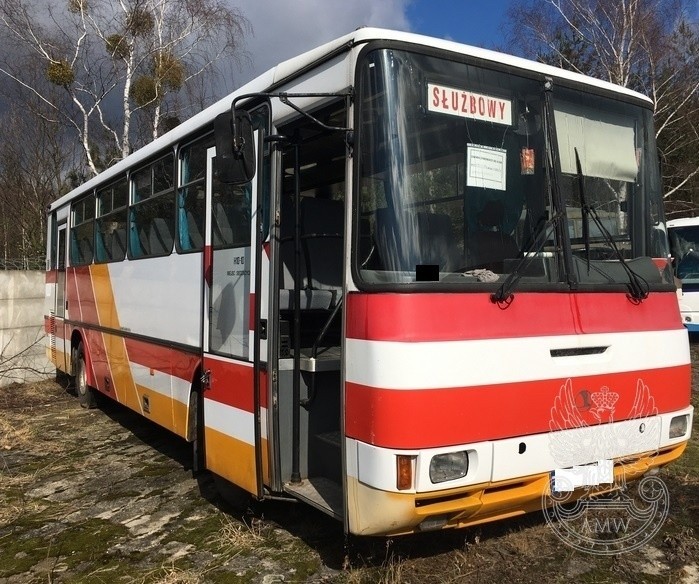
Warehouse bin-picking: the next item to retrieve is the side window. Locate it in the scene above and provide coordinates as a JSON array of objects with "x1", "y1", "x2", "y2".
[
  {"x1": 70, "y1": 194, "x2": 95, "y2": 266},
  {"x1": 177, "y1": 137, "x2": 212, "y2": 252},
  {"x1": 129, "y1": 153, "x2": 175, "y2": 258},
  {"x1": 95, "y1": 178, "x2": 128, "y2": 263},
  {"x1": 211, "y1": 174, "x2": 251, "y2": 249}
]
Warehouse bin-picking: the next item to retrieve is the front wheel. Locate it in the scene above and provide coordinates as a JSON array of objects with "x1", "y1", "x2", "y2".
[{"x1": 75, "y1": 343, "x2": 96, "y2": 409}]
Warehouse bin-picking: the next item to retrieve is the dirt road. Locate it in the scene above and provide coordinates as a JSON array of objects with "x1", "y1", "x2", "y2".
[{"x1": 1, "y1": 347, "x2": 697, "y2": 583}]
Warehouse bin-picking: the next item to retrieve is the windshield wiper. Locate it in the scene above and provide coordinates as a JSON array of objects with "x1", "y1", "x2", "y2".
[
  {"x1": 575, "y1": 148, "x2": 591, "y2": 270},
  {"x1": 492, "y1": 212, "x2": 563, "y2": 304},
  {"x1": 573, "y1": 148, "x2": 649, "y2": 302}
]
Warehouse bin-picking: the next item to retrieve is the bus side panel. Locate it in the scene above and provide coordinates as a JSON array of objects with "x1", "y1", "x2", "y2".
[
  {"x1": 109, "y1": 254, "x2": 202, "y2": 348},
  {"x1": 201, "y1": 355, "x2": 259, "y2": 495},
  {"x1": 43, "y1": 273, "x2": 69, "y2": 375},
  {"x1": 65, "y1": 261, "x2": 200, "y2": 439}
]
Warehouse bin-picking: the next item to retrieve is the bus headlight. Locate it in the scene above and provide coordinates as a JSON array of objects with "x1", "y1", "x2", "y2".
[
  {"x1": 429, "y1": 451, "x2": 469, "y2": 483},
  {"x1": 669, "y1": 414, "x2": 689, "y2": 439}
]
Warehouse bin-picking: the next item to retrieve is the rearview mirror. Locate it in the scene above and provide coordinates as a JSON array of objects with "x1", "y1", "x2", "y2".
[{"x1": 214, "y1": 111, "x2": 256, "y2": 184}]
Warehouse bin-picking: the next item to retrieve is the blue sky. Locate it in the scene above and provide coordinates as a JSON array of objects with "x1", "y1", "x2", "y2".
[
  {"x1": 235, "y1": 0, "x2": 513, "y2": 85},
  {"x1": 406, "y1": 0, "x2": 511, "y2": 49}
]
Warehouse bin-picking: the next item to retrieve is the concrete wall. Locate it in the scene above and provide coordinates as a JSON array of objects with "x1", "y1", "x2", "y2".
[{"x1": 0, "y1": 270, "x2": 52, "y2": 387}]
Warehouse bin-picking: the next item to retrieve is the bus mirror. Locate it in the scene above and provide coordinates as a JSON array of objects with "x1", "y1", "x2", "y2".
[{"x1": 214, "y1": 111, "x2": 256, "y2": 184}]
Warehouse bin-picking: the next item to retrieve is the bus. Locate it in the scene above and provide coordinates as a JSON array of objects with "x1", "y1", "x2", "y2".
[
  {"x1": 668, "y1": 217, "x2": 699, "y2": 332},
  {"x1": 44, "y1": 27, "x2": 693, "y2": 536}
]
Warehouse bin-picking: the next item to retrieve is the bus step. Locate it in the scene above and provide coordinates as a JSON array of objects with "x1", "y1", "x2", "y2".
[
  {"x1": 284, "y1": 477, "x2": 343, "y2": 520},
  {"x1": 315, "y1": 430, "x2": 342, "y2": 448}
]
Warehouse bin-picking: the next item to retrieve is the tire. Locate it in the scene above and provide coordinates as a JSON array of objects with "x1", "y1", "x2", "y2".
[{"x1": 75, "y1": 343, "x2": 96, "y2": 409}]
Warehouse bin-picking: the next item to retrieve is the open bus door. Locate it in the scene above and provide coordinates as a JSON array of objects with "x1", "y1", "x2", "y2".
[
  {"x1": 201, "y1": 106, "x2": 270, "y2": 498},
  {"x1": 53, "y1": 221, "x2": 69, "y2": 373}
]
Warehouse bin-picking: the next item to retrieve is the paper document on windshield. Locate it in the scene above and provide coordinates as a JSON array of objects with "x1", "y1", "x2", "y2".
[{"x1": 467, "y1": 144, "x2": 507, "y2": 191}]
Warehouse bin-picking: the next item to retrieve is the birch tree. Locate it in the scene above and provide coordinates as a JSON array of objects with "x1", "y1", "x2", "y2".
[
  {"x1": 0, "y1": 104, "x2": 78, "y2": 265},
  {"x1": 507, "y1": 0, "x2": 699, "y2": 212},
  {"x1": 0, "y1": 0, "x2": 250, "y2": 177}
]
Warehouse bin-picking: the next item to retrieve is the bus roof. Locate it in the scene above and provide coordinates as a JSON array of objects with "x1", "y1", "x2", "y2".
[
  {"x1": 667, "y1": 217, "x2": 699, "y2": 228},
  {"x1": 50, "y1": 27, "x2": 653, "y2": 212}
]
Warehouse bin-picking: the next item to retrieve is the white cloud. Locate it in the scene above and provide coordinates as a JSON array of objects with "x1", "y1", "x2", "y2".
[{"x1": 231, "y1": 0, "x2": 413, "y2": 87}]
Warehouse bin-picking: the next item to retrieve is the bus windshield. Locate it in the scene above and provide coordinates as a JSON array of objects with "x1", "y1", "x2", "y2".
[
  {"x1": 355, "y1": 48, "x2": 667, "y2": 289},
  {"x1": 670, "y1": 224, "x2": 699, "y2": 284}
]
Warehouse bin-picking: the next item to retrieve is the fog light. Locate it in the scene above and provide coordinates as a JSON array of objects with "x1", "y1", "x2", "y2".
[
  {"x1": 429, "y1": 451, "x2": 469, "y2": 484},
  {"x1": 669, "y1": 414, "x2": 689, "y2": 439}
]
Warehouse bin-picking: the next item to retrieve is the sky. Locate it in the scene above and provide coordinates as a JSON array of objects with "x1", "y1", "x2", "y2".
[{"x1": 233, "y1": 0, "x2": 513, "y2": 87}]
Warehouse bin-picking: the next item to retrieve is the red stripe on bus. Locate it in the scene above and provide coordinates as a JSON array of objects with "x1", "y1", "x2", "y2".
[
  {"x1": 574, "y1": 292, "x2": 683, "y2": 333},
  {"x1": 65, "y1": 268, "x2": 80, "y2": 322},
  {"x1": 259, "y1": 369, "x2": 268, "y2": 410},
  {"x1": 82, "y1": 327, "x2": 108, "y2": 389},
  {"x1": 45, "y1": 270, "x2": 57, "y2": 284},
  {"x1": 205, "y1": 357, "x2": 255, "y2": 413},
  {"x1": 123, "y1": 337, "x2": 199, "y2": 383},
  {"x1": 345, "y1": 365, "x2": 691, "y2": 449},
  {"x1": 204, "y1": 245, "x2": 213, "y2": 287},
  {"x1": 67, "y1": 267, "x2": 99, "y2": 325},
  {"x1": 346, "y1": 292, "x2": 682, "y2": 342}
]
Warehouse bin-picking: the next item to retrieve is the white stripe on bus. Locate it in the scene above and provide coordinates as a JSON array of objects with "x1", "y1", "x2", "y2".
[
  {"x1": 346, "y1": 406, "x2": 693, "y2": 493},
  {"x1": 345, "y1": 329, "x2": 689, "y2": 390}
]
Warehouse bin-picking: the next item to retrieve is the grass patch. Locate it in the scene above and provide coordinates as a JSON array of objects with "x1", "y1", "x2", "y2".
[
  {"x1": 0, "y1": 533, "x2": 49, "y2": 576},
  {"x1": 132, "y1": 464, "x2": 173, "y2": 479},
  {"x1": 163, "y1": 513, "x2": 227, "y2": 547},
  {"x1": 47, "y1": 518, "x2": 129, "y2": 570}
]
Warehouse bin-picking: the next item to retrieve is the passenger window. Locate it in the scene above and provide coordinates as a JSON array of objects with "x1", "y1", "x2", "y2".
[
  {"x1": 95, "y1": 178, "x2": 128, "y2": 263},
  {"x1": 70, "y1": 194, "x2": 95, "y2": 266},
  {"x1": 177, "y1": 137, "x2": 212, "y2": 252},
  {"x1": 129, "y1": 153, "x2": 175, "y2": 258},
  {"x1": 212, "y1": 166, "x2": 251, "y2": 249}
]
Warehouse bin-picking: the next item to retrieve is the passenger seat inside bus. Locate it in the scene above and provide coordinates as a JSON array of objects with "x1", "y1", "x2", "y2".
[{"x1": 279, "y1": 195, "x2": 344, "y2": 311}]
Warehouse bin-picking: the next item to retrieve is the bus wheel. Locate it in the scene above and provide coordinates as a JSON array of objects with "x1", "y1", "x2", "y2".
[{"x1": 75, "y1": 343, "x2": 96, "y2": 409}]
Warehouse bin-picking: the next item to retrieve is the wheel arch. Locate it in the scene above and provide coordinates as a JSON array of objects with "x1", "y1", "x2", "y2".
[
  {"x1": 69, "y1": 329, "x2": 91, "y2": 383},
  {"x1": 185, "y1": 363, "x2": 204, "y2": 442}
]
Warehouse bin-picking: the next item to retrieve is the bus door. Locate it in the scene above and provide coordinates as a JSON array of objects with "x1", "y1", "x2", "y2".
[
  {"x1": 272, "y1": 102, "x2": 347, "y2": 520},
  {"x1": 202, "y1": 107, "x2": 269, "y2": 497},
  {"x1": 53, "y1": 221, "x2": 69, "y2": 373}
]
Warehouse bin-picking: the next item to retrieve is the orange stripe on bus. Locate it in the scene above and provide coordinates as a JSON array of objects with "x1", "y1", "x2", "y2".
[
  {"x1": 133, "y1": 384, "x2": 189, "y2": 439},
  {"x1": 204, "y1": 426, "x2": 258, "y2": 495}
]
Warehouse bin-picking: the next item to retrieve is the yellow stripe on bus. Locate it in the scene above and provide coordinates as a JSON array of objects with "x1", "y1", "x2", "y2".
[
  {"x1": 132, "y1": 384, "x2": 189, "y2": 438},
  {"x1": 90, "y1": 265, "x2": 139, "y2": 411},
  {"x1": 90, "y1": 264, "x2": 193, "y2": 440},
  {"x1": 205, "y1": 426, "x2": 258, "y2": 495}
]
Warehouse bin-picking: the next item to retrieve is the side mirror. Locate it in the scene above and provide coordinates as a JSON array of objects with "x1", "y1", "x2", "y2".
[{"x1": 214, "y1": 110, "x2": 256, "y2": 184}]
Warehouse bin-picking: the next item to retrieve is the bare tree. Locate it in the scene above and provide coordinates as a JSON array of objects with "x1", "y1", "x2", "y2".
[
  {"x1": 0, "y1": 103, "x2": 79, "y2": 264},
  {"x1": 507, "y1": 0, "x2": 699, "y2": 212},
  {"x1": 0, "y1": 333, "x2": 51, "y2": 387},
  {"x1": 0, "y1": 0, "x2": 250, "y2": 176}
]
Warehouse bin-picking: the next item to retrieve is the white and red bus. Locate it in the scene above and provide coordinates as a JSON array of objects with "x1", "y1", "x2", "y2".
[
  {"x1": 668, "y1": 217, "x2": 699, "y2": 332},
  {"x1": 45, "y1": 28, "x2": 693, "y2": 536}
]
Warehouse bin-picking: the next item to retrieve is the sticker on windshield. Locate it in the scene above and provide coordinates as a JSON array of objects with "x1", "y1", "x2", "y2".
[
  {"x1": 467, "y1": 144, "x2": 507, "y2": 191},
  {"x1": 428, "y1": 83, "x2": 512, "y2": 125}
]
